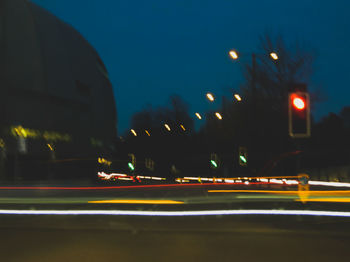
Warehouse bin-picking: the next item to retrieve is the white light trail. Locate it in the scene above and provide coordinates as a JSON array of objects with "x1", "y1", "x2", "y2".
[
  {"x1": 118, "y1": 177, "x2": 133, "y2": 181},
  {"x1": 110, "y1": 173, "x2": 128, "y2": 177},
  {"x1": 0, "y1": 209, "x2": 350, "y2": 217},
  {"x1": 309, "y1": 181, "x2": 350, "y2": 188},
  {"x1": 270, "y1": 179, "x2": 284, "y2": 184},
  {"x1": 285, "y1": 180, "x2": 299, "y2": 185},
  {"x1": 98, "y1": 172, "x2": 166, "y2": 181},
  {"x1": 151, "y1": 177, "x2": 163, "y2": 181}
]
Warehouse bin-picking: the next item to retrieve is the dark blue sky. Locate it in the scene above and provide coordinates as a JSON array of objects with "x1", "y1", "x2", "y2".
[{"x1": 33, "y1": 0, "x2": 350, "y2": 133}]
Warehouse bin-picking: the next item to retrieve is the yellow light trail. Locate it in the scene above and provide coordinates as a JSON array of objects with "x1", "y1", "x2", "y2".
[
  {"x1": 208, "y1": 189, "x2": 350, "y2": 203},
  {"x1": 294, "y1": 198, "x2": 350, "y2": 203},
  {"x1": 88, "y1": 199, "x2": 184, "y2": 204}
]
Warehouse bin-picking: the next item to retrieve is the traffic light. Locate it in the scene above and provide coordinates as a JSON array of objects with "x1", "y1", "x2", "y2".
[
  {"x1": 210, "y1": 153, "x2": 219, "y2": 169},
  {"x1": 288, "y1": 92, "x2": 310, "y2": 138},
  {"x1": 128, "y1": 153, "x2": 136, "y2": 171},
  {"x1": 238, "y1": 146, "x2": 248, "y2": 166},
  {"x1": 145, "y1": 158, "x2": 155, "y2": 171}
]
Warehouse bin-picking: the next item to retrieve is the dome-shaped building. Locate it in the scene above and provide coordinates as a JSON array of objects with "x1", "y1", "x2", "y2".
[{"x1": 0, "y1": 0, "x2": 117, "y2": 180}]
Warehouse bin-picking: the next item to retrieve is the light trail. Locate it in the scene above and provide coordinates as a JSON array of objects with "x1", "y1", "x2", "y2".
[
  {"x1": 208, "y1": 189, "x2": 350, "y2": 196},
  {"x1": 88, "y1": 199, "x2": 184, "y2": 204},
  {"x1": 2, "y1": 180, "x2": 349, "y2": 191},
  {"x1": 0, "y1": 209, "x2": 350, "y2": 217},
  {"x1": 0, "y1": 182, "x2": 288, "y2": 191},
  {"x1": 309, "y1": 181, "x2": 350, "y2": 188},
  {"x1": 294, "y1": 198, "x2": 350, "y2": 203}
]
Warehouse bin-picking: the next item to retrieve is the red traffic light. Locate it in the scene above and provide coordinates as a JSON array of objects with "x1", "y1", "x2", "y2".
[
  {"x1": 292, "y1": 96, "x2": 305, "y2": 110},
  {"x1": 288, "y1": 92, "x2": 310, "y2": 138}
]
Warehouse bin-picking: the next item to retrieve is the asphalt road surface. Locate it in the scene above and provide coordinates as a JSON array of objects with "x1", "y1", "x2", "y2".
[
  {"x1": 0, "y1": 182, "x2": 350, "y2": 261},
  {"x1": 1, "y1": 214, "x2": 350, "y2": 262}
]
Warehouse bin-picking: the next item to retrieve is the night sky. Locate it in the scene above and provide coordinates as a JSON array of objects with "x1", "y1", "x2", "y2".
[{"x1": 33, "y1": 0, "x2": 350, "y2": 134}]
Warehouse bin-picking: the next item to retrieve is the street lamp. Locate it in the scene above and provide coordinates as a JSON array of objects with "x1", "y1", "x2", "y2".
[
  {"x1": 145, "y1": 130, "x2": 151, "y2": 136},
  {"x1": 228, "y1": 50, "x2": 279, "y2": 102},
  {"x1": 164, "y1": 124, "x2": 171, "y2": 131},
  {"x1": 228, "y1": 49, "x2": 279, "y2": 169},
  {"x1": 195, "y1": 112, "x2": 202, "y2": 120},
  {"x1": 234, "y1": 94, "x2": 242, "y2": 102},
  {"x1": 130, "y1": 129, "x2": 137, "y2": 136},
  {"x1": 270, "y1": 52, "x2": 278, "y2": 60},
  {"x1": 229, "y1": 50, "x2": 238, "y2": 60},
  {"x1": 206, "y1": 92, "x2": 215, "y2": 102},
  {"x1": 215, "y1": 112, "x2": 223, "y2": 120}
]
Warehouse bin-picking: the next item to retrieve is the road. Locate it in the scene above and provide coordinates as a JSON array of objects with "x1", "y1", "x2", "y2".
[
  {"x1": 0, "y1": 182, "x2": 350, "y2": 261},
  {"x1": 0, "y1": 182, "x2": 349, "y2": 206}
]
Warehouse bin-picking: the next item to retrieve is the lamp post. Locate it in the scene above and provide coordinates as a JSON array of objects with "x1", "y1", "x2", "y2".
[{"x1": 228, "y1": 50, "x2": 279, "y2": 170}]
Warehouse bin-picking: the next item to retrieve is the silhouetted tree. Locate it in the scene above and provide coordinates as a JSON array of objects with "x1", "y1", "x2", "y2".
[
  {"x1": 124, "y1": 95, "x2": 195, "y2": 178},
  {"x1": 340, "y1": 106, "x2": 350, "y2": 128},
  {"x1": 203, "y1": 34, "x2": 317, "y2": 171}
]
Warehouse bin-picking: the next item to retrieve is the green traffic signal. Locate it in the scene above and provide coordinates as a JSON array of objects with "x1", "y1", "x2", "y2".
[
  {"x1": 210, "y1": 160, "x2": 218, "y2": 168},
  {"x1": 238, "y1": 146, "x2": 248, "y2": 166},
  {"x1": 239, "y1": 155, "x2": 247, "y2": 163},
  {"x1": 128, "y1": 162, "x2": 135, "y2": 171}
]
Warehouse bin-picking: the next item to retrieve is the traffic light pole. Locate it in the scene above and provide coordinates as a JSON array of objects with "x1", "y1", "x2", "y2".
[
  {"x1": 250, "y1": 53, "x2": 257, "y2": 171},
  {"x1": 295, "y1": 140, "x2": 301, "y2": 174}
]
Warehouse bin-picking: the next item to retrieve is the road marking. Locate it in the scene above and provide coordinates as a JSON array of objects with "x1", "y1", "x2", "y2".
[
  {"x1": 88, "y1": 199, "x2": 184, "y2": 204},
  {"x1": 0, "y1": 209, "x2": 350, "y2": 217}
]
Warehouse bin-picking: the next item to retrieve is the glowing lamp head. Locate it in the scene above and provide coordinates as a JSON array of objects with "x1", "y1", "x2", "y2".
[
  {"x1": 229, "y1": 50, "x2": 238, "y2": 60},
  {"x1": 292, "y1": 97, "x2": 305, "y2": 110},
  {"x1": 270, "y1": 52, "x2": 279, "y2": 60}
]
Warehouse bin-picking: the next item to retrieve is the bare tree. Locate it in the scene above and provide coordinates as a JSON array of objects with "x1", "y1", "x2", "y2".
[{"x1": 242, "y1": 34, "x2": 314, "y2": 100}]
